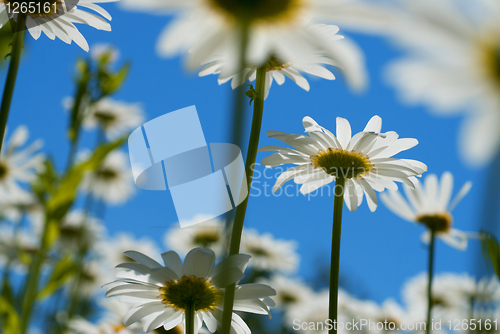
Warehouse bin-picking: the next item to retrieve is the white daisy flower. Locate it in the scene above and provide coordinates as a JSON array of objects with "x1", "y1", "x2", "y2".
[
  {"x1": 384, "y1": 0, "x2": 500, "y2": 166},
  {"x1": 258, "y1": 275, "x2": 314, "y2": 310},
  {"x1": 344, "y1": 298, "x2": 407, "y2": 334},
  {"x1": 67, "y1": 298, "x2": 143, "y2": 334},
  {"x1": 164, "y1": 216, "x2": 226, "y2": 257},
  {"x1": 403, "y1": 272, "x2": 472, "y2": 323},
  {"x1": 0, "y1": 125, "x2": 44, "y2": 199},
  {"x1": 119, "y1": 0, "x2": 389, "y2": 75},
  {"x1": 30, "y1": 210, "x2": 105, "y2": 250},
  {"x1": 0, "y1": 225, "x2": 39, "y2": 273},
  {"x1": 83, "y1": 98, "x2": 145, "y2": 140},
  {"x1": 97, "y1": 232, "x2": 162, "y2": 269},
  {"x1": 381, "y1": 172, "x2": 472, "y2": 250},
  {"x1": 104, "y1": 247, "x2": 276, "y2": 334},
  {"x1": 240, "y1": 229, "x2": 299, "y2": 274},
  {"x1": 198, "y1": 24, "x2": 369, "y2": 98},
  {"x1": 0, "y1": 0, "x2": 117, "y2": 52},
  {"x1": 80, "y1": 150, "x2": 135, "y2": 205},
  {"x1": 259, "y1": 115, "x2": 427, "y2": 212}
]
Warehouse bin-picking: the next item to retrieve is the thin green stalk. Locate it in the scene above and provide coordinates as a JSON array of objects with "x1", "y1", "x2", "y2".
[
  {"x1": 185, "y1": 302, "x2": 195, "y2": 334},
  {"x1": 426, "y1": 230, "x2": 436, "y2": 334},
  {"x1": 0, "y1": 15, "x2": 26, "y2": 154},
  {"x1": 229, "y1": 22, "x2": 250, "y2": 148},
  {"x1": 20, "y1": 213, "x2": 50, "y2": 334},
  {"x1": 220, "y1": 65, "x2": 267, "y2": 334},
  {"x1": 328, "y1": 177, "x2": 346, "y2": 334}
]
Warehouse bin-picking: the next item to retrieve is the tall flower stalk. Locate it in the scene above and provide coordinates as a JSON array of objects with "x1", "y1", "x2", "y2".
[
  {"x1": 258, "y1": 116, "x2": 426, "y2": 334},
  {"x1": 220, "y1": 65, "x2": 268, "y2": 334},
  {"x1": 329, "y1": 176, "x2": 345, "y2": 333},
  {"x1": 426, "y1": 230, "x2": 435, "y2": 334},
  {"x1": 0, "y1": 15, "x2": 26, "y2": 154}
]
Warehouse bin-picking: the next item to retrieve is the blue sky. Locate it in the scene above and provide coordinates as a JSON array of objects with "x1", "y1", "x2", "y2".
[{"x1": 4, "y1": 3, "x2": 496, "y2": 305}]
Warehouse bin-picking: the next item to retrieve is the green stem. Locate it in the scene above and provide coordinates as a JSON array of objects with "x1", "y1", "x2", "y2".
[
  {"x1": 426, "y1": 230, "x2": 436, "y2": 334},
  {"x1": 229, "y1": 22, "x2": 250, "y2": 148},
  {"x1": 185, "y1": 302, "x2": 195, "y2": 334},
  {"x1": 220, "y1": 66, "x2": 267, "y2": 334},
  {"x1": 0, "y1": 15, "x2": 26, "y2": 154},
  {"x1": 20, "y1": 213, "x2": 50, "y2": 334},
  {"x1": 328, "y1": 177, "x2": 346, "y2": 334}
]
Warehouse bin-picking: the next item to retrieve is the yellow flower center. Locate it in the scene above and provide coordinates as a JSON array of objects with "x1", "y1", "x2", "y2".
[
  {"x1": 159, "y1": 276, "x2": 223, "y2": 312},
  {"x1": 311, "y1": 148, "x2": 373, "y2": 179},
  {"x1": 207, "y1": 0, "x2": 303, "y2": 25},
  {"x1": 416, "y1": 213, "x2": 452, "y2": 233},
  {"x1": 96, "y1": 168, "x2": 117, "y2": 180},
  {"x1": 193, "y1": 232, "x2": 220, "y2": 247},
  {"x1": 0, "y1": 162, "x2": 8, "y2": 179},
  {"x1": 3, "y1": 0, "x2": 62, "y2": 17},
  {"x1": 93, "y1": 110, "x2": 117, "y2": 127},
  {"x1": 478, "y1": 38, "x2": 500, "y2": 89}
]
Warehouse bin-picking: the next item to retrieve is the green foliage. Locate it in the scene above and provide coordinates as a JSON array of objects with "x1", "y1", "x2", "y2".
[
  {"x1": 245, "y1": 84, "x2": 258, "y2": 106},
  {"x1": 0, "y1": 296, "x2": 21, "y2": 334},
  {"x1": 481, "y1": 233, "x2": 500, "y2": 279},
  {"x1": 0, "y1": 23, "x2": 14, "y2": 67},
  {"x1": 99, "y1": 62, "x2": 130, "y2": 96},
  {"x1": 37, "y1": 255, "x2": 78, "y2": 300}
]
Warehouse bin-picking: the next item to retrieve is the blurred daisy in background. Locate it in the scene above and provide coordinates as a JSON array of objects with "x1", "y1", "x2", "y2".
[
  {"x1": 67, "y1": 298, "x2": 143, "y2": 334},
  {"x1": 0, "y1": 225, "x2": 39, "y2": 273},
  {"x1": 0, "y1": 125, "x2": 44, "y2": 199},
  {"x1": 119, "y1": 0, "x2": 392, "y2": 76},
  {"x1": 91, "y1": 43, "x2": 121, "y2": 64},
  {"x1": 403, "y1": 272, "x2": 474, "y2": 323},
  {"x1": 98, "y1": 232, "x2": 162, "y2": 268},
  {"x1": 104, "y1": 247, "x2": 276, "y2": 333},
  {"x1": 0, "y1": 0, "x2": 118, "y2": 51},
  {"x1": 258, "y1": 275, "x2": 314, "y2": 310},
  {"x1": 384, "y1": 0, "x2": 500, "y2": 166},
  {"x1": 259, "y1": 115, "x2": 426, "y2": 212},
  {"x1": 30, "y1": 210, "x2": 105, "y2": 251},
  {"x1": 82, "y1": 98, "x2": 145, "y2": 140},
  {"x1": 199, "y1": 24, "x2": 369, "y2": 99},
  {"x1": 240, "y1": 229, "x2": 299, "y2": 274},
  {"x1": 381, "y1": 172, "x2": 472, "y2": 250},
  {"x1": 164, "y1": 217, "x2": 226, "y2": 257},
  {"x1": 80, "y1": 150, "x2": 135, "y2": 205}
]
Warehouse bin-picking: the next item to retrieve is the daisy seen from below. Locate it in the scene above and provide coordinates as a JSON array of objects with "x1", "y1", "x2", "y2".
[
  {"x1": 381, "y1": 172, "x2": 472, "y2": 334},
  {"x1": 0, "y1": 0, "x2": 116, "y2": 52},
  {"x1": 381, "y1": 172, "x2": 472, "y2": 250},
  {"x1": 119, "y1": 0, "x2": 392, "y2": 73},
  {"x1": 82, "y1": 98, "x2": 145, "y2": 140},
  {"x1": 240, "y1": 229, "x2": 299, "y2": 274},
  {"x1": 384, "y1": 0, "x2": 500, "y2": 166},
  {"x1": 0, "y1": 125, "x2": 44, "y2": 198},
  {"x1": 164, "y1": 216, "x2": 226, "y2": 257},
  {"x1": 259, "y1": 115, "x2": 425, "y2": 334},
  {"x1": 198, "y1": 24, "x2": 368, "y2": 99},
  {"x1": 104, "y1": 247, "x2": 276, "y2": 334},
  {"x1": 80, "y1": 150, "x2": 135, "y2": 205}
]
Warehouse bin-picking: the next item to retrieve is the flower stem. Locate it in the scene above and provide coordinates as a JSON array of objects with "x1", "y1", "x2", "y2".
[
  {"x1": 185, "y1": 302, "x2": 195, "y2": 334},
  {"x1": 328, "y1": 176, "x2": 346, "y2": 334},
  {"x1": 229, "y1": 22, "x2": 250, "y2": 148},
  {"x1": 20, "y1": 214, "x2": 50, "y2": 334},
  {"x1": 0, "y1": 15, "x2": 26, "y2": 154},
  {"x1": 426, "y1": 230, "x2": 436, "y2": 334},
  {"x1": 220, "y1": 65, "x2": 267, "y2": 334}
]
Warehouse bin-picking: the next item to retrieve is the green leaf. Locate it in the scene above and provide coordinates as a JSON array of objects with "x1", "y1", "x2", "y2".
[
  {"x1": 0, "y1": 296, "x2": 21, "y2": 334},
  {"x1": 481, "y1": 233, "x2": 500, "y2": 279},
  {"x1": 37, "y1": 255, "x2": 77, "y2": 300},
  {"x1": 44, "y1": 136, "x2": 126, "y2": 245},
  {"x1": 99, "y1": 62, "x2": 130, "y2": 96}
]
